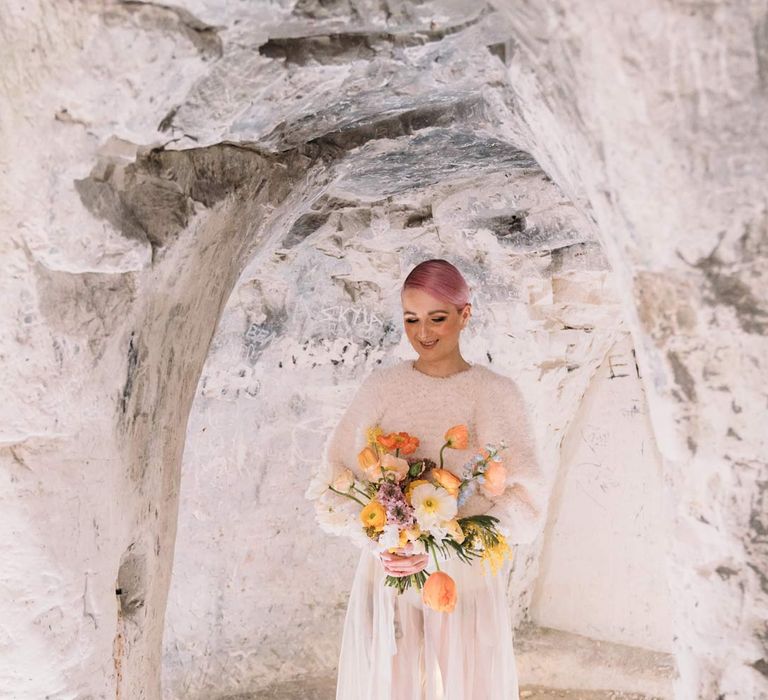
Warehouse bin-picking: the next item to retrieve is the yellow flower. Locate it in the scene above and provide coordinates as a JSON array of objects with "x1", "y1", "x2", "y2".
[
  {"x1": 480, "y1": 534, "x2": 512, "y2": 576},
  {"x1": 360, "y1": 500, "x2": 386, "y2": 532},
  {"x1": 396, "y1": 525, "x2": 422, "y2": 549},
  {"x1": 366, "y1": 425, "x2": 384, "y2": 450}
]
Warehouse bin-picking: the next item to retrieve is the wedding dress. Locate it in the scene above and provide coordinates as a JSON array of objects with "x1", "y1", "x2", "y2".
[{"x1": 305, "y1": 359, "x2": 547, "y2": 700}]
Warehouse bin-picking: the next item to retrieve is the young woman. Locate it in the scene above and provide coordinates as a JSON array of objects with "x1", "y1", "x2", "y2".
[{"x1": 307, "y1": 259, "x2": 547, "y2": 699}]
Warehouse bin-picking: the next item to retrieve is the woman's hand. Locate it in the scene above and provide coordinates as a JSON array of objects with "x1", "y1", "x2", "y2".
[{"x1": 379, "y1": 544, "x2": 430, "y2": 577}]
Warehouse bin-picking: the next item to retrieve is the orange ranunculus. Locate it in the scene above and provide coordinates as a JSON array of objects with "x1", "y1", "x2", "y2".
[
  {"x1": 381, "y1": 453, "x2": 410, "y2": 482},
  {"x1": 358, "y1": 446, "x2": 383, "y2": 481},
  {"x1": 359, "y1": 501, "x2": 386, "y2": 531},
  {"x1": 404, "y1": 479, "x2": 429, "y2": 504},
  {"x1": 377, "y1": 431, "x2": 420, "y2": 455},
  {"x1": 422, "y1": 571, "x2": 457, "y2": 612},
  {"x1": 481, "y1": 460, "x2": 507, "y2": 497},
  {"x1": 444, "y1": 424, "x2": 469, "y2": 450},
  {"x1": 430, "y1": 468, "x2": 461, "y2": 497},
  {"x1": 399, "y1": 434, "x2": 420, "y2": 455},
  {"x1": 376, "y1": 433, "x2": 399, "y2": 451}
]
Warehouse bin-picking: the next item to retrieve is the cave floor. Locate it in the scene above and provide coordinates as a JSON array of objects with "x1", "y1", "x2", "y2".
[
  {"x1": 227, "y1": 682, "x2": 661, "y2": 699},
  {"x1": 222, "y1": 623, "x2": 675, "y2": 699}
]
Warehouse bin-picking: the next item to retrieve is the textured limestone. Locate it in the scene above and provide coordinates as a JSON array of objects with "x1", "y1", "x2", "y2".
[
  {"x1": 488, "y1": 2, "x2": 768, "y2": 696},
  {"x1": 162, "y1": 172, "x2": 625, "y2": 697},
  {"x1": 0, "y1": 1, "x2": 765, "y2": 699}
]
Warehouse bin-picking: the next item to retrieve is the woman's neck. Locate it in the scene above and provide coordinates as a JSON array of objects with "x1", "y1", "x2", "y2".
[{"x1": 412, "y1": 355, "x2": 472, "y2": 378}]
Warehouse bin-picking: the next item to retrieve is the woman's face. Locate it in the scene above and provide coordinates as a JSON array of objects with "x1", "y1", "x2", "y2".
[{"x1": 401, "y1": 287, "x2": 470, "y2": 360}]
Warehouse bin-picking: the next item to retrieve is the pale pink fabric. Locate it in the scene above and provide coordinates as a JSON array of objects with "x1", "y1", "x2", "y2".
[{"x1": 307, "y1": 359, "x2": 547, "y2": 699}]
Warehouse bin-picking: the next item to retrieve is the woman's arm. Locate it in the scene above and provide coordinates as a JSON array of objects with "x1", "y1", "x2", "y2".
[
  {"x1": 305, "y1": 368, "x2": 384, "y2": 549},
  {"x1": 474, "y1": 374, "x2": 548, "y2": 545}
]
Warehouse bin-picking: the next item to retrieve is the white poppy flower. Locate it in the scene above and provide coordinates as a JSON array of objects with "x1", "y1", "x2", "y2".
[
  {"x1": 410, "y1": 483, "x2": 458, "y2": 532},
  {"x1": 332, "y1": 468, "x2": 355, "y2": 492}
]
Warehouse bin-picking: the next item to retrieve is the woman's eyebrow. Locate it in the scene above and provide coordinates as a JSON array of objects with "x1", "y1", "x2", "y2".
[{"x1": 403, "y1": 309, "x2": 449, "y2": 315}]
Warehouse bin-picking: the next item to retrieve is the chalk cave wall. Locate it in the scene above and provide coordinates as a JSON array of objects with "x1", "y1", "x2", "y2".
[
  {"x1": 162, "y1": 175, "x2": 672, "y2": 696},
  {"x1": 0, "y1": 1, "x2": 765, "y2": 699}
]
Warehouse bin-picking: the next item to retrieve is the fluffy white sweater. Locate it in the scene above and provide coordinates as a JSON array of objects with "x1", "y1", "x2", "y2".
[{"x1": 306, "y1": 359, "x2": 547, "y2": 548}]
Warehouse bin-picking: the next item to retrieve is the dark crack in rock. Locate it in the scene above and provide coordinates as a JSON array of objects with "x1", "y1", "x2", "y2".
[
  {"x1": 335, "y1": 127, "x2": 538, "y2": 197},
  {"x1": 405, "y1": 205, "x2": 433, "y2": 228},
  {"x1": 476, "y1": 210, "x2": 590, "y2": 252},
  {"x1": 549, "y1": 242, "x2": 611, "y2": 273},
  {"x1": 258, "y1": 8, "x2": 490, "y2": 65},
  {"x1": 667, "y1": 350, "x2": 698, "y2": 404},
  {"x1": 282, "y1": 211, "x2": 333, "y2": 248},
  {"x1": 257, "y1": 89, "x2": 486, "y2": 153}
]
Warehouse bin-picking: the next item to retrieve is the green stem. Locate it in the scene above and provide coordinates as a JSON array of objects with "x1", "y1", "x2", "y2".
[
  {"x1": 428, "y1": 538, "x2": 441, "y2": 572},
  {"x1": 329, "y1": 485, "x2": 366, "y2": 507},
  {"x1": 352, "y1": 485, "x2": 369, "y2": 498},
  {"x1": 439, "y1": 443, "x2": 447, "y2": 468}
]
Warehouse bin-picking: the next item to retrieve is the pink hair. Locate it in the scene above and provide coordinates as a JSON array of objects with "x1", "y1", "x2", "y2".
[{"x1": 401, "y1": 259, "x2": 471, "y2": 310}]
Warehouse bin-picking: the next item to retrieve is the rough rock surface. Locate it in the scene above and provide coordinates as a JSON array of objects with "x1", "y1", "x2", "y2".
[{"x1": 0, "y1": 1, "x2": 765, "y2": 699}]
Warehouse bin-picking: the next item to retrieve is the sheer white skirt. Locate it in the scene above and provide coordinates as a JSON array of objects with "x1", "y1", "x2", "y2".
[{"x1": 335, "y1": 547, "x2": 520, "y2": 700}]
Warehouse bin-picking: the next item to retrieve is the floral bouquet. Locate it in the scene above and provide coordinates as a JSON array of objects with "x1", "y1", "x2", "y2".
[{"x1": 326, "y1": 423, "x2": 513, "y2": 613}]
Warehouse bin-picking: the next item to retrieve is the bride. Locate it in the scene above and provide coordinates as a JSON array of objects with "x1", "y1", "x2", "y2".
[{"x1": 306, "y1": 258, "x2": 547, "y2": 699}]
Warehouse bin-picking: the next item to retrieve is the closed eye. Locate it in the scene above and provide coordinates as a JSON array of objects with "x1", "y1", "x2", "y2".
[{"x1": 405, "y1": 318, "x2": 446, "y2": 323}]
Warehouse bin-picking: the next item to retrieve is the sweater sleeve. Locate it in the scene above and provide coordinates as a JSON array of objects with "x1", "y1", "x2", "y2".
[
  {"x1": 304, "y1": 368, "x2": 384, "y2": 551},
  {"x1": 474, "y1": 373, "x2": 548, "y2": 545}
]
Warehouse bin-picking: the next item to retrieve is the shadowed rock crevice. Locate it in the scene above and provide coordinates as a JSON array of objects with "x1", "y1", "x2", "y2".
[
  {"x1": 334, "y1": 127, "x2": 538, "y2": 197},
  {"x1": 258, "y1": 7, "x2": 490, "y2": 65},
  {"x1": 33, "y1": 263, "x2": 137, "y2": 363},
  {"x1": 473, "y1": 209, "x2": 589, "y2": 252},
  {"x1": 265, "y1": 91, "x2": 488, "y2": 153},
  {"x1": 75, "y1": 144, "x2": 305, "y2": 259}
]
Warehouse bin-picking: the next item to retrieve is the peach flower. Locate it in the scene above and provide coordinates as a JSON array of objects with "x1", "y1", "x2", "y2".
[
  {"x1": 358, "y1": 446, "x2": 383, "y2": 481},
  {"x1": 481, "y1": 460, "x2": 507, "y2": 497},
  {"x1": 381, "y1": 453, "x2": 410, "y2": 482},
  {"x1": 444, "y1": 424, "x2": 469, "y2": 450},
  {"x1": 429, "y1": 468, "x2": 461, "y2": 497},
  {"x1": 422, "y1": 571, "x2": 457, "y2": 612}
]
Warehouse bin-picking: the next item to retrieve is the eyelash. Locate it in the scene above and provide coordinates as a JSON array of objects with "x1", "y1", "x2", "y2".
[{"x1": 406, "y1": 318, "x2": 446, "y2": 323}]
